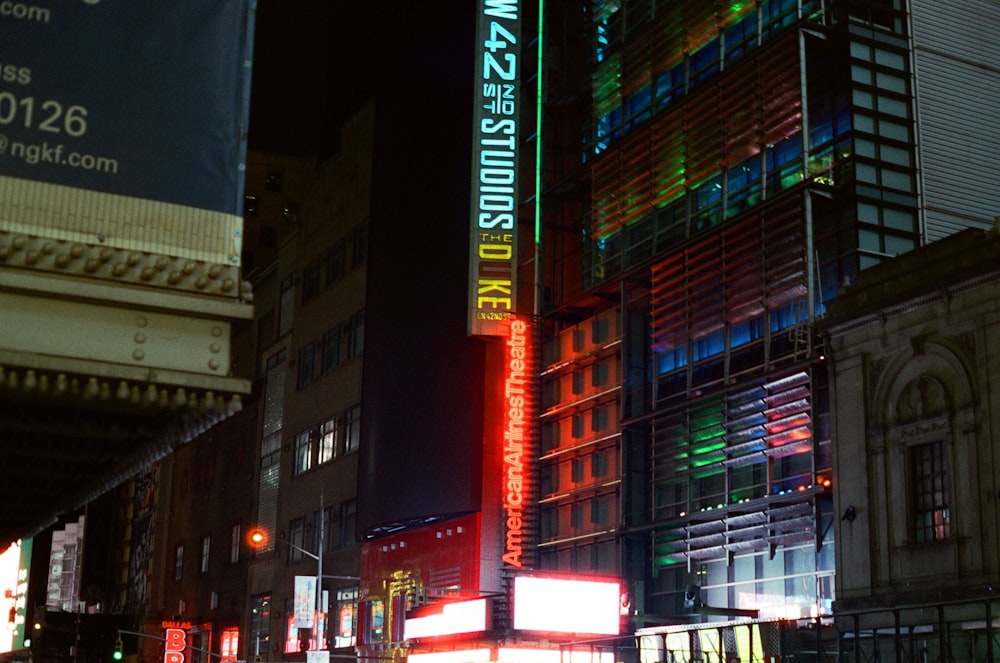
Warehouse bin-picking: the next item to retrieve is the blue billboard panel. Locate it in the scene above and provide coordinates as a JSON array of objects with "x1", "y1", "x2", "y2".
[
  {"x1": 0, "y1": 1, "x2": 254, "y2": 267},
  {"x1": 0, "y1": 0, "x2": 254, "y2": 214}
]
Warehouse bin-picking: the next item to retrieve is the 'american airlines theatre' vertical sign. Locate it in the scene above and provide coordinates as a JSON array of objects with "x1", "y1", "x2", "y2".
[{"x1": 469, "y1": 0, "x2": 521, "y2": 337}]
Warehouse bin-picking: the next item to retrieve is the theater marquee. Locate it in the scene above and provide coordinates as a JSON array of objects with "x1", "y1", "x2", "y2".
[{"x1": 468, "y1": 0, "x2": 521, "y2": 337}]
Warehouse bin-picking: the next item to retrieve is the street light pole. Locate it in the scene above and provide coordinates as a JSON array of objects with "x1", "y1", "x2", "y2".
[
  {"x1": 316, "y1": 492, "x2": 323, "y2": 652},
  {"x1": 249, "y1": 494, "x2": 360, "y2": 658},
  {"x1": 270, "y1": 494, "x2": 358, "y2": 656}
]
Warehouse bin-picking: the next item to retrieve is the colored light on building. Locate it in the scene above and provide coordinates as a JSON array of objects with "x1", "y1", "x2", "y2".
[
  {"x1": 512, "y1": 576, "x2": 621, "y2": 635},
  {"x1": 220, "y1": 628, "x2": 239, "y2": 662},
  {"x1": 403, "y1": 598, "x2": 488, "y2": 640}
]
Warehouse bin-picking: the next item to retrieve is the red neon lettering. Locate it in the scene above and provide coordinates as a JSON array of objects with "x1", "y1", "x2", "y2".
[
  {"x1": 165, "y1": 627, "x2": 186, "y2": 663},
  {"x1": 502, "y1": 317, "x2": 530, "y2": 568},
  {"x1": 165, "y1": 629, "x2": 186, "y2": 651}
]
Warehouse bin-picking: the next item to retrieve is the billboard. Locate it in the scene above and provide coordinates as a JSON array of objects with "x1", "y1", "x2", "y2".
[
  {"x1": 512, "y1": 575, "x2": 621, "y2": 635},
  {"x1": 0, "y1": 0, "x2": 255, "y2": 266},
  {"x1": 404, "y1": 598, "x2": 488, "y2": 640},
  {"x1": 468, "y1": 0, "x2": 521, "y2": 336}
]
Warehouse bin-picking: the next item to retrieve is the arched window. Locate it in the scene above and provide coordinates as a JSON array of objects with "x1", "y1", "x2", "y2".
[{"x1": 896, "y1": 375, "x2": 951, "y2": 542}]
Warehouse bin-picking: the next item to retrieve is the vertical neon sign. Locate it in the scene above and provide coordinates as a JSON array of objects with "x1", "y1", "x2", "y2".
[
  {"x1": 502, "y1": 317, "x2": 532, "y2": 567},
  {"x1": 469, "y1": 0, "x2": 521, "y2": 337}
]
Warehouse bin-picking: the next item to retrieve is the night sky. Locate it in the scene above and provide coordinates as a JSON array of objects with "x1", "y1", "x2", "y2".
[{"x1": 248, "y1": 0, "x2": 374, "y2": 155}]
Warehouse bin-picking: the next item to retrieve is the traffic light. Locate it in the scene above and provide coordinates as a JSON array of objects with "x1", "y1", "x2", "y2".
[{"x1": 113, "y1": 638, "x2": 124, "y2": 661}]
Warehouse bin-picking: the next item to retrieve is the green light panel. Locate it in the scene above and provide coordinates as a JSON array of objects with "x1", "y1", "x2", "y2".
[{"x1": 589, "y1": 28, "x2": 802, "y2": 242}]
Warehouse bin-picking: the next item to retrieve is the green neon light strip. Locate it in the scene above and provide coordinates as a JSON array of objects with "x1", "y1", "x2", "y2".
[{"x1": 535, "y1": 0, "x2": 544, "y2": 245}]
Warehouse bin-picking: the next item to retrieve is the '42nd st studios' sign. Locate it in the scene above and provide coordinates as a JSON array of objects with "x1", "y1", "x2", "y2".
[{"x1": 468, "y1": 0, "x2": 521, "y2": 337}]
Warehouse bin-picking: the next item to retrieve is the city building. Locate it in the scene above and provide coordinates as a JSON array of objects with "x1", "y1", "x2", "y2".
[
  {"x1": 236, "y1": 106, "x2": 371, "y2": 662},
  {"x1": 536, "y1": 0, "x2": 998, "y2": 640},
  {"x1": 5, "y1": 2, "x2": 1000, "y2": 663},
  {"x1": 112, "y1": 107, "x2": 372, "y2": 663},
  {"x1": 826, "y1": 223, "x2": 1000, "y2": 661}
]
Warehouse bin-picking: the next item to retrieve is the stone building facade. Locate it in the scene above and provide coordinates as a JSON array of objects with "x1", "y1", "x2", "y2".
[{"x1": 826, "y1": 223, "x2": 1000, "y2": 659}]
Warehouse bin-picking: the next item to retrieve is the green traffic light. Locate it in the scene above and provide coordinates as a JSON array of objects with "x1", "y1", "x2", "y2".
[{"x1": 113, "y1": 638, "x2": 124, "y2": 661}]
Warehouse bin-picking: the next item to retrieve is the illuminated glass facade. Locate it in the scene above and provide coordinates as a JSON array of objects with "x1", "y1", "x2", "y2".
[
  {"x1": 579, "y1": 0, "x2": 919, "y2": 295},
  {"x1": 537, "y1": 0, "x2": 946, "y2": 625}
]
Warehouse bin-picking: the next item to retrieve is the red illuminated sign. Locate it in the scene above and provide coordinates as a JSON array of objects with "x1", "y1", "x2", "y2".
[
  {"x1": 164, "y1": 627, "x2": 187, "y2": 663},
  {"x1": 502, "y1": 318, "x2": 530, "y2": 567}
]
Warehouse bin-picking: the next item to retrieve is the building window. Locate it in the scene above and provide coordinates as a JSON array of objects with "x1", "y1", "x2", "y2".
[
  {"x1": 592, "y1": 406, "x2": 609, "y2": 432},
  {"x1": 302, "y1": 259, "x2": 321, "y2": 303},
  {"x1": 244, "y1": 194, "x2": 259, "y2": 216},
  {"x1": 347, "y1": 310, "x2": 365, "y2": 359},
  {"x1": 912, "y1": 440, "x2": 950, "y2": 542},
  {"x1": 321, "y1": 326, "x2": 341, "y2": 373},
  {"x1": 326, "y1": 240, "x2": 346, "y2": 286},
  {"x1": 542, "y1": 507, "x2": 558, "y2": 539},
  {"x1": 592, "y1": 451, "x2": 609, "y2": 479},
  {"x1": 335, "y1": 587, "x2": 358, "y2": 648},
  {"x1": 220, "y1": 627, "x2": 239, "y2": 662},
  {"x1": 571, "y1": 458, "x2": 584, "y2": 483},
  {"x1": 541, "y1": 463, "x2": 559, "y2": 496},
  {"x1": 174, "y1": 545, "x2": 184, "y2": 580},
  {"x1": 351, "y1": 224, "x2": 369, "y2": 268},
  {"x1": 592, "y1": 362, "x2": 609, "y2": 387},
  {"x1": 297, "y1": 343, "x2": 316, "y2": 388},
  {"x1": 293, "y1": 430, "x2": 313, "y2": 476},
  {"x1": 366, "y1": 599, "x2": 385, "y2": 644},
  {"x1": 344, "y1": 405, "x2": 361, "y2": 454},
  {"x1": 200, "y1": 536, "x2": 211, "y2": 573},
  {"x1": 287, "y1": 517, "x2": 307, "y2": 562},
  {"x1": 323, "y1": 506, "x2": 336, "y2": 553},
  {"x1": 592, "y1": 318, "x2": 609, "y2": 344},
  {"x1": 250, "y1": 594, "x2": 271, "y2": 659},
  {"x1": 230, "y1": 524, "x2": 241, "y2": 564},
  {"x1": 339, "y1": 500, "x2": 357, "y2": 548},
  {"x1": 261, "y1": 431, "x2": 281, "y2": 469},
  {"x1": 283, "y1": 598, "x2": 300, "y2": 653},
  {"x1": 591, "y1": 496, "x2": 610, "y2": 525},
  {"x1": 541, "y1": 422, "x2": 560, "y2": 453},
  {"x1": 571, "y1": 371, "x2": 584, "y2": 394},
  {"x1": 279, "y1": 275, "x2": 295, "y2": 337},
  {"x1": 319, "y1": 417, "x2": 338, "y2": 464}
]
